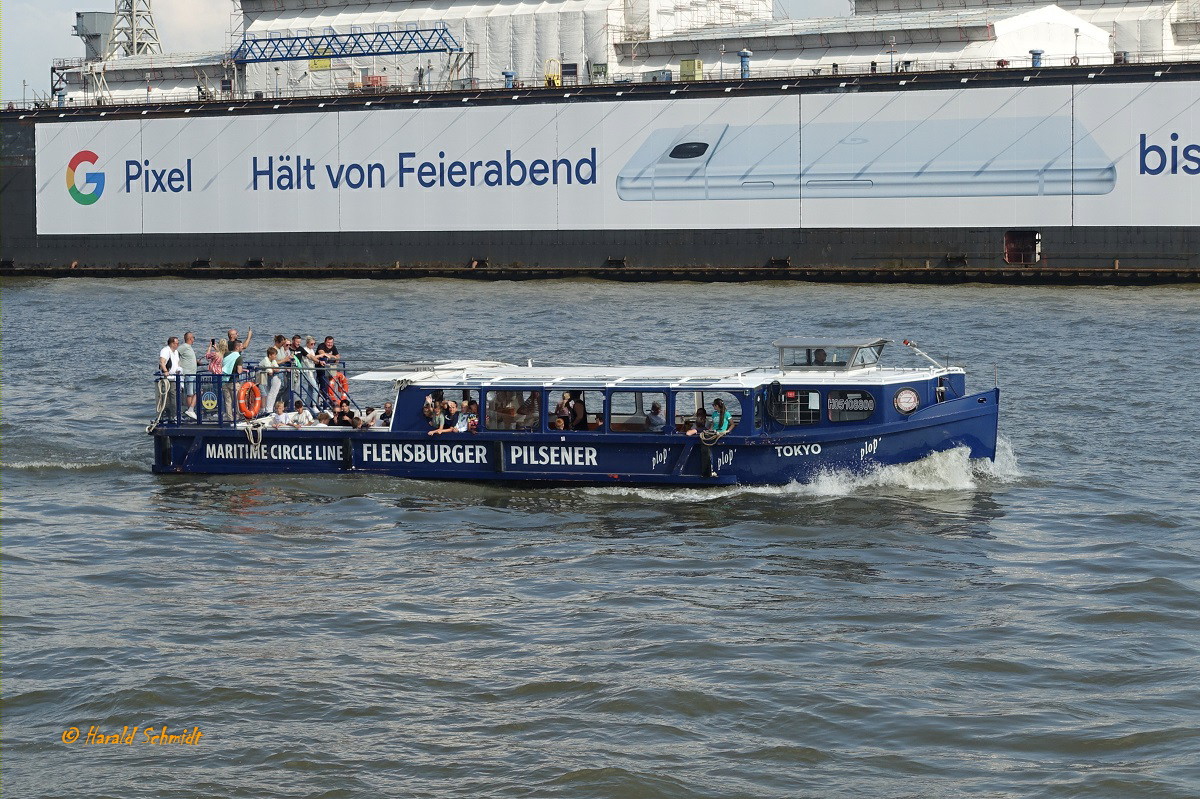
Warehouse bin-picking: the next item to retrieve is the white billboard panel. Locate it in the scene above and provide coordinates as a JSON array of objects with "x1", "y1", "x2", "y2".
[
  {"x1": 1073, "y1": 81, "x2": 1200, "y2": 227},
  {"x1": 34, "y1": 84, "x2": 1200, "y2": 234},
  {"x1": 797, "y1": 86, "x2": 1077, "y2": 228},
  {"x1": 37, "y1": 96, "x2": 803, "y2": 235}
]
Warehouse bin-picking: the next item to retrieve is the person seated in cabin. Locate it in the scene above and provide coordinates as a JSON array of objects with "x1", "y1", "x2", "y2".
[
  {"x1": 334, "y1": 400, "x2": 355, "y2": 427},
  {"x1": 554, "y1": 392, "x2": 572, "y2": 428},
  {"x1": 462, "y1": 400, "x2": 481, "y2": 433},
  {"x1": 312, "y1": 412, "x2": 332, "y2": 428},
  {"x1": 645, "y1": 402, "x2": 666, "y2": 433},
  {"x1": 813, "y1": 348, "x2": 828, "y2": 366},
  {"x1": 269, "y1": 401, "x2": 292, "y2": 429},
  {"x1": 428, "y1": 400, "x2": 461, "y2": 436},
  {"x1": 552, "y1": 418, "x2": 566, "y2": 431},
  {"x1": 569, "y1": 392, "x2": 589, "y2": 431},
  {"x1": 516, "y1": 391, "x2": 540, "y2": 428},
  {"x1": 685, "y1": 406, "x2": 709, "y2": 436},
  {"x1": 292, "y1": 400, "x2": 314, "y2": 427}
]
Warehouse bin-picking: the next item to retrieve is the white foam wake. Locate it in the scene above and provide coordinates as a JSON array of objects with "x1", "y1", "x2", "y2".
[{"x1": 583, "y1": 437, "x2": 1021, "y2": 503}]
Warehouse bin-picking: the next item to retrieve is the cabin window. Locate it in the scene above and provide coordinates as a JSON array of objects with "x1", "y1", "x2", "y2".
[
  {"x1": 609, "y1": 391, "x2": 668, "y2": 433},
  {"x1": 779, "y1": 346, "x2": 854, "y2": 368},
  {"x1": 551, "y1": 390, "x2": 605, "y2": 432},
  {"x1": 484, "y1": 390, "x2": 541, "y2": 431},
  {"x1": 828, "y1": 390, "x2": 876, "y2": 422},
  {"x1": 767, "y1": 387, "x2": 819, "y2": 425},
  {"x1": 673, "y1": 390, "x2": 742, "y2": 433}
]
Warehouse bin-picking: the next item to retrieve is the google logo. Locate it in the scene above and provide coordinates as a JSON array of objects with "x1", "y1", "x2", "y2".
[{"x1": 67, "y1": 150, "x2": 105, "y2": 205}]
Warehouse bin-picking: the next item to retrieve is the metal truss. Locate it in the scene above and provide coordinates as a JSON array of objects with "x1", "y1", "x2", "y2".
[{"x1": 231, "y1": 24, "x2": 463, "y2": 64}]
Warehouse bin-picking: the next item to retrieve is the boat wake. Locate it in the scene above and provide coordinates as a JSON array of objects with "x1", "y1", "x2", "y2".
[{"x1": 583, "y1": 437, "x2": 1020, "y2": 503}]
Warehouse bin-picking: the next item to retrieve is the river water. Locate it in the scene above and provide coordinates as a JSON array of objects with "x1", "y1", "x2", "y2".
[{"x1": 3, "y1": 278, "x2": 1198, "y2": 798}]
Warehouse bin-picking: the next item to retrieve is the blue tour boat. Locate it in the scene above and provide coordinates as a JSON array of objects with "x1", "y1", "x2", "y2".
[{"x1": 149, "y1": 338, "x2": 999, "y2": 485}]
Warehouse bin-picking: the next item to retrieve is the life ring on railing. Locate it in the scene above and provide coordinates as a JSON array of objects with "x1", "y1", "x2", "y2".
[
  {"x1": 1070, "y1": 55, "x2": 1080, "y2": 66},
  {"x1": 327, "y1": 371, "x2": 350, "y2": 405},
  {"x1": 237, "y1": 381, "x2": 263, "y2": 419}
]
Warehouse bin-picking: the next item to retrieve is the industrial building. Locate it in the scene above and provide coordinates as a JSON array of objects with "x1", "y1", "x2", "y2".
[{"x1": 49, "y1": 0, "x2": 1200, "y2": 106}]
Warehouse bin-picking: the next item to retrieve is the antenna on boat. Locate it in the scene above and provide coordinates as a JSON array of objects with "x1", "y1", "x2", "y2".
[{"x1": 901, "y1": 339, "x2": 945, "y2": 369}]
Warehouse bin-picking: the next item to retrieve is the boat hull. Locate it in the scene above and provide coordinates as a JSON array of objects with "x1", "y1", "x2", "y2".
[{"x1": 151, "y1": 389, "x2": 999, "y2": 486}]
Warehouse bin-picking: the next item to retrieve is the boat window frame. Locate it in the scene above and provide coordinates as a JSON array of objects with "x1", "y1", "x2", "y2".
[
  {"x1": 482, "y1": 388, "x2": 544, "y2": 433},
  {"x1": 608, "y1": 389, "x2": 669, "y2": 434},
  {"x1": 766, "y1": 385, "x2": 821, "y2": 426}
]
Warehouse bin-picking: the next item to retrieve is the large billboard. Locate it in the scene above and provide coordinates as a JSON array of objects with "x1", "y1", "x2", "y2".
[{"x1": 35, "y1": 83, "x2": 1200, "y2": 234}]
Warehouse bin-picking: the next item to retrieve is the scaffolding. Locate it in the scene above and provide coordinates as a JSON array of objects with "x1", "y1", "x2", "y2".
[{"x1": 232, "y1": 23, "x2": 463, "y2": 64}]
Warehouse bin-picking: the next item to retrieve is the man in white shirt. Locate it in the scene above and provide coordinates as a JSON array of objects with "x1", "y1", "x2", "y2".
[{"x1": 158, "y1": 337, "x2": 183, "y2": 420}]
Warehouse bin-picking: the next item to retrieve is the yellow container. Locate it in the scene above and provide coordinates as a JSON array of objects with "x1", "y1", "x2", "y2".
[{"x1": 680, "y1": 59, "x2": 703, "y2": 81}]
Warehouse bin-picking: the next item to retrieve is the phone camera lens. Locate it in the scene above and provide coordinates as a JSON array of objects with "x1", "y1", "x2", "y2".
[{"x1": 669, "y1": 142, "x2": 709, "y2": 159}]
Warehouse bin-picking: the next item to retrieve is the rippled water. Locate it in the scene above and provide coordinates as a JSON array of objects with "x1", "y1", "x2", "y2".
[{"x1": 3, "y1": 279, "x2": 1199, "y2": 798}]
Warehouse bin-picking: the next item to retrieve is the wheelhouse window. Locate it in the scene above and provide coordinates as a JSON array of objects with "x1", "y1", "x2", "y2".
[
  {"x1": 778, "y1": 346, "x2": 855, "y2": 368},
  {"x1": 673, "y1": 390, "x2": 742, "y2": 434},
  {"x1": 484, "y1": 390, "x2": 541, "y2": 431},
  {"x1": 767, "y1": 387, "x2": 819, "y2": 425},
  {"x1": 551, "y1": 390, "x2": 605, "y2": 432},
  {"x1": 609, "y1": 391, "x2": 668, "y2": 433},
  {"x1": 828, "y1": 389, "x2": 876, "y2": 422}
]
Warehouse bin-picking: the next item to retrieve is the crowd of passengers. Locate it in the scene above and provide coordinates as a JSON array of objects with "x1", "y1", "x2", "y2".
[
  {"x1": 156, "y1": 327, "x2": 392, "y2": 428},
  {"x1": 419, "y1": 389, "x2": 733, "y2": 435}
]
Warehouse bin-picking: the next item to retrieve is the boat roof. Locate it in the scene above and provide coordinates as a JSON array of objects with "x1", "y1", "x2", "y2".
[
  {"x1": 772, "y1": 337, "x2": 888, "y2": 349},
  {"x1": 350, "y1": 359, "x2": 958, "y2": 390}
]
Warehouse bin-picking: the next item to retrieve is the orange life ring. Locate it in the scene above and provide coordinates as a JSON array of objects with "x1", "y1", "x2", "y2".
[
  {"x1": 327, "y1": 371, "x2": 350, "y2": 405},
  {"x1": 237, "y1": 381, "x2": 263, "y2": 419}
]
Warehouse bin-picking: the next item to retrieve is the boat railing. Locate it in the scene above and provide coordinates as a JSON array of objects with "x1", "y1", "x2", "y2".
[{"x1": 153, "y1": 361, "x2": 360, "y2": 427}]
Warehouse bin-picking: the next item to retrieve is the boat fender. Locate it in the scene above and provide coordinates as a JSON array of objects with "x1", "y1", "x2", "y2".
[
  {"x1": 237, "y1": 381, "x2": 263, "y2": 419},
  {"x1": 327, "y1": 372, "x2": 350, "y2": 405}
]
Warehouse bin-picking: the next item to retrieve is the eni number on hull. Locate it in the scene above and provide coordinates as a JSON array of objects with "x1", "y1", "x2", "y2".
[{"x1": 150, "y1": 338, "x2": 1000, "y2": 486}]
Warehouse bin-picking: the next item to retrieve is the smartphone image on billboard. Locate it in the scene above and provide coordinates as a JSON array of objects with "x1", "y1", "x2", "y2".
[{"x1": 615, "y1": 117, "x2": 1116, "y2": 200}]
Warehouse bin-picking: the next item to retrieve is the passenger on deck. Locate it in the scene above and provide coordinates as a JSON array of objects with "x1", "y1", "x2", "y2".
[
  {"x1": 259, "y1": 347, "x2": 284, "y2": 415},
  {"x1": 292, "y1": 400, "x2": 314, "y2": 427},
  {"x1": 269, "y1": 401, "x2": 292, "y2": 428},
  {"x1": 207, "y1": 339, "x2": 226, "y2": 375},
  {"x1": 379, "y1": 402, "x2": 393, "y2": 425},
  {"x1": 685, "y1": 406, "x2": 709, "y2": 436},
  {"x1": 334, "y1": 400, "x2": 355, "y2": 427},
  {"x1": 178, "y1": 332, "x2": 199, "y2": 420},
  {"x1": 315, "y1": 336, "x2": 340, "y2": 397},
  {"x1": 645, "y1": 402, "x2": 666, "y2": 433},
  {"x1": 222, "y1": 340, "x2": 247, "y2": 420},
  {"x1": 359, "y1": 407, "x2": 382, "y2": 428},
  {"x1": 159, "y1": 336, "x2": 183, "y2": 419},
  {"x1": 552, "y1": 418, "x2": 566, "y2": 431},
  {"x1": 227, "y1": 328, "x2": 252, "y2": 351},
  {"x1": 313, "y1": 412, "x2": 332, "y2": 428},
  {"x1": 428, "y1": 400, "x2": 461, "y2": 436},
  {"x1": 291, "y1": 336, "x2": 321, "y2": 407}
]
